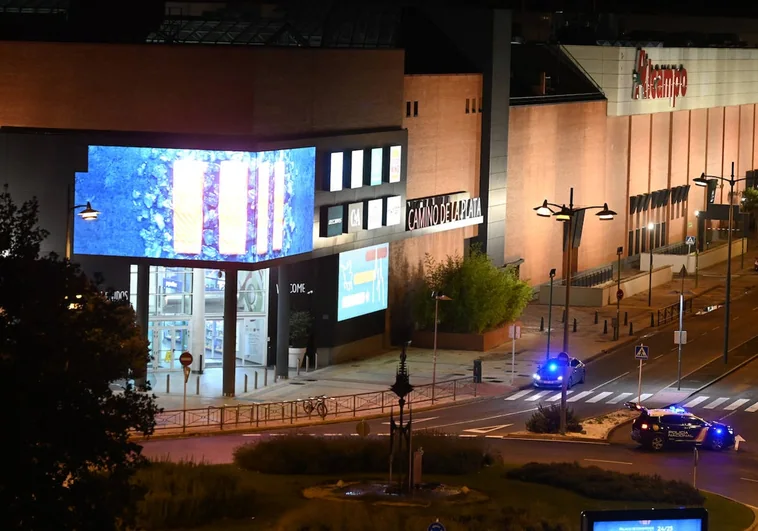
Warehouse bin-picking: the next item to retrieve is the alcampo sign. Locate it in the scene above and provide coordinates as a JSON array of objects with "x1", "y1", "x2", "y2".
[
  {"x1": 406, "y1": 192, "x2": 482, "y2": 231},
  {"x1": 631, "y1": 48, "x2": 688, "y2": 107}
]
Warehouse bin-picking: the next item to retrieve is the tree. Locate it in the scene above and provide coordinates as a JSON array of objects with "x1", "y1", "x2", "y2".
[
  {"x1": 741, "y1": 187, "x2": 758, "y2": 233},
  {"x1": 0, "y1": 185, "x2": 160, "y2": 530}
]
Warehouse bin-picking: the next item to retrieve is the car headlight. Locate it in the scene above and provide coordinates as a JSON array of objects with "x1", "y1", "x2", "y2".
[
  {"x1": 532, "y1": 373, "x2": 541, "y2": 380},
  {"x1": 558, "y1": 375, "x2": 563, "y2": 381},
  {"x1": 728, "y1": 427, "x2": 734, "y2": 433}
]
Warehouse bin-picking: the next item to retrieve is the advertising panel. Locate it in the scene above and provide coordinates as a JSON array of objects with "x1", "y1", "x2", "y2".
[
  {"x1": 345, "y1": 202, "x2": 364, "y2": 234},
  {"x1": 320, "y1": 205, "x2": 344, "y2": 237},
  {"x1": 350, "y1": 150, "x2": 364, "y2": 189},
  {"x1": 329, "y1": 152, "x2": 344, "y2": 192},
  {"x1": 384, "y1": 195, "x2": 402, "y2": 227},
  {"x1": 406, "y1": 192, "x2": 483, "y2": 231},
  {"x1": 337, "y1": 243, "x2": 389, "y2": 321},
  {"x1": 369, "y1": 147, "x2": 383, "y2": 186},
  {"x1": 74, "y1": 145, "x2": 316, "y2": 264},
  {"x1": 582, "y1": 509, "x2": 707, "y2": 531},
  {"x1": 591, "y1": 520, "x2": 702, "y2": 531},
  {"x1": 365, "y1": 198, "x2": 383, "y2": 230},
  {"x1": 388, "y1": 145, "x2": 402, "y2": 183}
]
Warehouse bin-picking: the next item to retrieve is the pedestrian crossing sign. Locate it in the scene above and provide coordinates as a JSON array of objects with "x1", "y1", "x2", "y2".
[
  {"x1": 635, "y1": 345, "x2": 649, "y2": 360},
  {"x1": 685, "y1": 236, "x2": 696, "y2": 246}
]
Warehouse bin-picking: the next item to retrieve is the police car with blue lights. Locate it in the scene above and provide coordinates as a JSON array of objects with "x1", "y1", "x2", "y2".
[
  {"x1": 532, "y1": 356, "x2": 586, "y2": 388},
  {"x1": 625, "y1": 403, "x2": 736, "y2": 452}
]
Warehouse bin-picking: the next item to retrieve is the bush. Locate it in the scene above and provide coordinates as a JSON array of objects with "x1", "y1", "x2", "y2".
[
  {"x1": 526, "y1": 404, "x2": 583, "y2": 434},
  {"x1": 415, "y1": 244, "x2": 532, "y2": 334},
  {"x1": 233, "y1": 431, "x2": 493, "y2": 475},
  {"x1": 506, "y1": 462, "x2": 705, "y2": 505},
  {"x1": 133, "y1": 461, "x2": 256, "y2": 530}
]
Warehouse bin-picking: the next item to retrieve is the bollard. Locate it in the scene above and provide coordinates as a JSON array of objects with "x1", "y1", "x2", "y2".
[
  {"x1": 166, "y1": 374, "x2": 170, "y2": 393},
  {"x1": 650, "y1": 312, "x2": 655, "y2": 327},
  {"x1": 315, "y1": 353, "x2": 319, "y2": 370},
  {"x1": 254, "y1": 371, "x2": 258, "y2": 390},
  {"x1": 540, "y1": 316, "x2": 544, "y2": 331},
  {"x1": 629, "y1": 322, "x2": 634, "y2": 336},
  {"x1": 244, "y1": 374, "x2": 248, "y2": 393},
  {"x1": 624, "y1": 311, "x2": 628, "y2": 326},
  {"x1": 297, "y1": 358, "x2": 301, "y2": 376},
  {"x1": 561, "y1": 309, "x2": 566, "y2": 323},
  {"x1": 306, "y1": 356, "x2": 310, "y2": 372},
  {"x1": 573, "y1": 318, "x2": 577, "y2": 333},
  {"x1": 594, "y1": 311, "x2": 599, "y2": 324},
  {"x1": 264, "y1": 367, "x2": 268, "y2": 387},
  {"x1": 196, "y1": 376, "x2": 200, "y2": 395},
  {"x1": 603, "y1": 320, "x2": 608, "y2": 334}
]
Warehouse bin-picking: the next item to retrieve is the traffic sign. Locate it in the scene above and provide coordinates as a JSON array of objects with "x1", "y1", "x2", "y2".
[
  {"x1": 508, "y1": 323, "x2": 522, "y2": 339},
  {"x1": 616, "y1": 289, "x2": 624, "y2": 301},
  {"x1": 634, "y1": 345, "x2": 649, "y2": 360},
  {"x1": 685, "y1": 236, "x2": 696, "y2": 246},
  {"x1": 182, "y1": 365, "x2": 191, "y2": 383},
  {"x1": 428, "y1": 522, "x2": 446, "y2": 531},
  {"x1": 356, "y1": 419, "x2": 371, "y2": 437},
  {"x1": 674, "y1": 331, "x2": 688, "y2": 345},
  {"x1": 179, "y1": 351, "x2": 193, "y2": 367}
]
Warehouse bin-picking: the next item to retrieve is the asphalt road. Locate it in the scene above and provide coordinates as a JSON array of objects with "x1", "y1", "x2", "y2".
[{"x1": 142, "y1": 286, "x2": 758, "y2": 507}]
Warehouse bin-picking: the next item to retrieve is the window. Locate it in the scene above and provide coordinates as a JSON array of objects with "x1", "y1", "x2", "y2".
[
  {"x1": 405, "y1": 101, "x2": 411, "y2": 117},
  {"x1": 478, "y1": 98, "x2": 482, "y2": 113},
  {"x1": 465, "y1": 98, "x2": 470, "y2": 114},
  {"x1": 634, "y1": 229, "x2": 640, "y2": 254},
  {"x1": 413, "y1": 101, "x2": 418, "y2": 117},
  {"x1": 628, "y1": 231, "x2": 634, "y2": 257}
]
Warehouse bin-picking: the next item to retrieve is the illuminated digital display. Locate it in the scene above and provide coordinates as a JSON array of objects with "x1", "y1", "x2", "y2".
[
  {"x1": 365, "y1": 198, "x2": 383, "y2": 230},
  {"x1": 592, "y1": 519, "x2": 703, "y2": 531},
  {"x1": 337, "y1": 243, "x2": 389, "y2": 321},
  {"x1": 370, "y1": 147, "x2": 383, "y2": 186},
  {"x1": 73, "y1": 145, "x2": 316, "y2": 264},
  {"x1": 384, "y1": 195, "x2": 402, "y2": 226},
  {"x1": 329, "y1": 152, "x2": 344, "y2": 192},
  {"x1": 350, "y1": 150, "x2": 364, "y2": 189},
  {"x1": 389, "y1": 145, "x2": 402, "y2": 183}
]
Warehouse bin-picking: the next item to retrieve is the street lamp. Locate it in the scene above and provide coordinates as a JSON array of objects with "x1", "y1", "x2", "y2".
[
  {"x1": 615, "y1": 246, "x2": 623, "y2": 341},
  {"x1": 431, "y1": 290, "x2": 452, "y2": 402},
  {"x1": 693, "y1": 161, "x2": 745, "y2": 364},
  {"x1": 647, "y1": 222, "x2": 655, "y2": 306},
  {"x1": 65, "y1": 184, "x2": 100, "y2": 260},
  {"x1": 534, "y1": 187, "x2": 616, "y2": 434},
  {"x1": 546, "y1": 268, "x2": 557, "y2": 361}
]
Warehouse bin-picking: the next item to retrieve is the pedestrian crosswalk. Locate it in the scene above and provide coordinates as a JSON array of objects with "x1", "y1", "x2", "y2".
[{"x1": 505, "y1": 388, "x2": 758, "y2": 413}]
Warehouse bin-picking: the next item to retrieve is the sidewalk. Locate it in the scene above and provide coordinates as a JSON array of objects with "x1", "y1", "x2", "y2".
[{"x1": 149, "y1": 255, "x2": 757, "y2": 412}]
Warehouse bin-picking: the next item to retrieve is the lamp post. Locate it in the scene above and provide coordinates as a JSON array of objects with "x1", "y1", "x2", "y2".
[
  {"x1": 546, "y1": 268, "x2": 556, "y2": 361},
  {"x1": 615, "y1": 246, "x2": 623, "y2": 341},
  {"x1": 65, "y1": 184, "x2": 100, "y2": 260},
  {"x1": 693, "y1": 161, "x2": 745, "y2": 364},
  {"x1": 647, "y1": 222, "x2": 655, "y2": 306},
  {"x1": 534, "y1": 188, "x2": 617, "y2": 434},
  {"x1": 431, "y1": 291, "x2": 452, "y2": 403}
]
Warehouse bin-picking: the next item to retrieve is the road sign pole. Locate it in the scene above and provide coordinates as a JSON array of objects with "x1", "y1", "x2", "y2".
[
  {"x1": 637, "y1": 357, "x2": 643, "y2": 404},
  {"x1": 693, "y1": 447, "x2": 698, "y2": 488},
  {"x1": 511, "y1": 335, "x2": 516, "y2": 385},
  {"x1": 183, "y1": 368, "x2": 188, "y2": 433}
]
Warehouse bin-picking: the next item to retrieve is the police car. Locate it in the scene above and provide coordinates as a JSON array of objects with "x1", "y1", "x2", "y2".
[
  {"x1": 532, "y1": 356, "x2": 586, "y2": 388},
  {"x1": 625, "y1": 403, "x2": 736, "y2": 452}
]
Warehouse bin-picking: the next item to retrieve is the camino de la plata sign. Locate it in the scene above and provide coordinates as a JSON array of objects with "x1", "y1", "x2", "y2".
[
  {"x1": 631, "y1": 48, "x2": 688, "y2": 108},
  {"x1": 406, "y1": 192, "x2": 482, "y2": 231}
]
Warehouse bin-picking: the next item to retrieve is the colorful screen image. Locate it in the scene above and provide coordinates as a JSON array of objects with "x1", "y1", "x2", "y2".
[
  {"x1": 350, "y1": 150, "x2": 364, "y2": 189},
  {"x1": 389, "y1": 145, "x2": 402, "y2": 183},
  {"x1": 73, "y1": 145, "x2": 316, "y2": 263},
  {"x1": 329, "y1": 152, "x2": 344, "y2": 192},
  {"x1": 370, "y1": 148, "x2": 383, "y2": 186},
  {"x1": 337, "y1": 243, "x2": 389, "y2": 321},
  {"x1": 592, "y1": 519, "x2": 703, "y2": 531}
]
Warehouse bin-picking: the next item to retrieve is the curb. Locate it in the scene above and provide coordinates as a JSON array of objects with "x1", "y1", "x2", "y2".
[
  {"x1": 690, "y1": 352, "x2": 758, "y2": 396},
  {"x1": 502, "y1": 432, "x2": 608, "y2": 444}
]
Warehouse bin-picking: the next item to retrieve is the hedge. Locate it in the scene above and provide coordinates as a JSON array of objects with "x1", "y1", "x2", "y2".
[
  {"x1": 233, "y1": 431, "x2": 495, "y2": 475},
  {"x1": 505, "y1": 462, "x2": 705, "y2": 505},
  {"x1": 526, "y1": 404, "x2": 583, "y2": 434}
]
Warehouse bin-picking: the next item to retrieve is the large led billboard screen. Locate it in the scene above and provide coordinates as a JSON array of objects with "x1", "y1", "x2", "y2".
[
  {"x1": 337, "y1": 243, "x2": 388, "y2": 322},
  {"x1": 73, "y1": 145, "x2": 316, "y2": 263}
]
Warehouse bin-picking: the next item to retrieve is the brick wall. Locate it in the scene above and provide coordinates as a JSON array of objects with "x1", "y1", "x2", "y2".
[{"x1": 0, "y1": 41, "x2": 404, "y2": 137}]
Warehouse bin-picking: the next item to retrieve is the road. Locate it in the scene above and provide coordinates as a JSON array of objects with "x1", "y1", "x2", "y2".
[{"x1": 142, "y1": 286, "x2": 758, "y2": 506}]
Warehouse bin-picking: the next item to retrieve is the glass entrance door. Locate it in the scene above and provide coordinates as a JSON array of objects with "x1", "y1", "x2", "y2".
[
  {"x1": 205, "y1": 318, "x2": 247, "y2": 367},
  {"x1": 150, "y1": 321, "x2": 190, "y2": 371}
]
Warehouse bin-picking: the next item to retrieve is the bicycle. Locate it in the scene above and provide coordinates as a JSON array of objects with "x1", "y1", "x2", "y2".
[{"x1": 302, "y1": 395, "x2": 328, "y2": 419}]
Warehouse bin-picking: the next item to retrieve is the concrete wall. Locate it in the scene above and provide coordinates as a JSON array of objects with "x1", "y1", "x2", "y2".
[{"x1": 641, "y1": 238, "x2": 746, "y2": 273}]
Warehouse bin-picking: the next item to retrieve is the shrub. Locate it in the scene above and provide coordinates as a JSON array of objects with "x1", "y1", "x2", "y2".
[
  {"x1": 289, "y1": 310, "x2": 313, "y2": 348},
  {"x1": 506, "y1": 462, "x2": 705, "y2": 505},
  {"x1": 526, "y1": 404, "x2": 583, "y2": 434},
  {"x1": 134, "y1": 461, "x2": 256, "y2": 530},
  {"x1": 233, "y1": 431, "x2": 493, "y2": 475},
  {"x1": 415, "y1": 244, "x2": 532, "y2": 334}
]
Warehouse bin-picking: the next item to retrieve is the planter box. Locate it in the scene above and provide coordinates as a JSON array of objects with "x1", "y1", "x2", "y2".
[{"x1": 411, "y1": 322, "x2": 512, "y2": 352}]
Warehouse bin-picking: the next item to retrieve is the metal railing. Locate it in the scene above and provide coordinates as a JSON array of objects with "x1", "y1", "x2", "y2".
[
  {"x1": 656, "y1": 297, "x2": 694, "y2": 326},
  {"x1": 149, "y1": 377, "x2": 479, "y2": 435},
  {"x1": 653, "y1": 242, "x2": 690, "y2": 256},
  {"x1": 563, "y1": 264, "x2": 614, "y2": 288}
]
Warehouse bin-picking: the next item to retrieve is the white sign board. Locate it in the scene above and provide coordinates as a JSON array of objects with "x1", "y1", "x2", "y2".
[
  {"x1": 508, "y1": 324, "x2": 521, "y2": 339},
  {"x1": 674, "y1": 331, "x2": 688, "y2": 345}
]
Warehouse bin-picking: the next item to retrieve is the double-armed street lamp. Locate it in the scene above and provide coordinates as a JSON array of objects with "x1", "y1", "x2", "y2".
[
  {"x1": 431, "y1": 290, "x2": 452, "y2": 402},
  {"x1": 534, "y1": 188, "x2": 617, "y2": 434},
  {"x1": 546, "y1": 268, "x2": 556, "y2": 361},
  {"x1": 65, "y1": 183, "x2": 100, "y2": 260},
  {"x1": 693, "y1": 161, "x2": 744, "y2": 364},
  {"x1": 647, "y1": 222, "x2": 655, "y2": 306}
]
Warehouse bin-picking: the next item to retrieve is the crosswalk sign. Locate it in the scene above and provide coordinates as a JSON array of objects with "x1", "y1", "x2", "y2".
[
  {"x1": 635, "y1": 345, "x2": 649, "y2": 360},
  {"x1": 685, "y1": 236, "x2": 696, "y2": 246}
]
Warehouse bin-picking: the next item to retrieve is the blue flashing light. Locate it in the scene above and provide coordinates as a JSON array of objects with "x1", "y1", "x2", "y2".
[
  {"x1": 715, "y1": 428, "x2": 723, "y2": 435},
  {"x1": 668, "y1": 406, "x2": 686, "y2": 414},
  {"x1": 548, "y1": 363, "x2": 558, "y2": 372}
]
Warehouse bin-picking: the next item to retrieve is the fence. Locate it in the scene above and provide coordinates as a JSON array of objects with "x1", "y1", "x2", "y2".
[
  {"x1": 656, "y1": 297, "x2": 694, "y2": 326},
  {"x1": 150, "y1": 377, "x2": 479, "y2": 435},
  {"x1": 565, "y1": 264, "x2": 614, "y2": 288}
]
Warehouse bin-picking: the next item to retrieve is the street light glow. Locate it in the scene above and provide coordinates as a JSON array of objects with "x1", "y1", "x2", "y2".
[
  {"x1": 78, "y1": 202, "x2": 100, "y2": 221},
  {"x1": 596, "y1": 203, "x2": 617, "y2": 220},
  {"x1": 647, "y1": 222, "x2": 655, "y2": 231},
  {"x1": 693, "y1": 173, "x2": 709, "y2": 187},
  {"x1": 554, "y1": 205, "x2": 571, "y2": 221},
  {"x1": 534, "y1": 200, "x2": 553, "y2": 217}
]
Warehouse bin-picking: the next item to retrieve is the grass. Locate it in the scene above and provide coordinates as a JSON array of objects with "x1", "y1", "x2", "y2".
[{"x1": 160, "y1": 464, "x2": 755, "y2": 531}]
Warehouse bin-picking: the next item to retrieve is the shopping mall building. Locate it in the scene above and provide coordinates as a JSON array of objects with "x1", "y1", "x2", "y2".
[{"x1": 3, "y1": 5, "x2": 758, "y2": 396}]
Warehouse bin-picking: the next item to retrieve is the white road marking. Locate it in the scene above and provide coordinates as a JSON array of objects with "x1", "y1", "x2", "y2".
[
  {"x1": 589, "y1": 372, "x2": 630, "y2": 392},
  {"x1": 704, "y1": 397, "x2": 730, "y2": 409},
  {"x1": 725, "y1": 399, "x2": 750, "y2": 411},
  {"x1": 712, "y1": 326, "x2": 720, "y2": 331},
  {"x1": 459, "y1": 434, "x2": 477, "y2": 438},
  {"x1": 607, "y1": 392, "x2": 633, "y2": 404},
  {"x1": 426, "y1": 407, "x2": 538, "y2": 430},
  {"x1": 548, "y1": 390, "x2": 574, "y2": 402},
  {"x1": 381, "y1": 416, "x2": 438, "y2": 425},
  {"x1": 733, "y1": 316, "x2": 741, "y2": 321},
  {"x1": 683, "y1": 396, "x2": 710, "y2": 408},
  {"x1": 485, "y1": 435, "x2": 506, "y2": 439},
  {"x1": 567, "y1": 391, "x2": 594, "y2": 403},
  {"x1": 638, "y1": 393, "x2": 653, "y2": 402},
  {"x1": 526, "y1": 391, "x2": 550, "y2": 402},
  {"x1": 462, "y1": 424, "x2": 513, "y2": 434},
  {"x1": 752, "y1": 306, "x2": 758, "y2": 311},
  {"x1": 584, "y1": 458, "x2": 633, "y2": 466},
  {"x1": 242, "y1": 433, "x2": 262, "y2": 437},
  {"x1": 587, "y1": 391, "x2": 614, "y2": 403},
  {"x1": 741, "y1": 477, "x2": 758, "y2": 483},
  {"x1": 746, "y1": 401, "x2": 758, "y2": 413},
  {"x1": 504, "y1": 437, "x2": 610, "y2": 446},
  {"x1": 506, "y1": 390, "x2": 533, "y2": 401}
]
